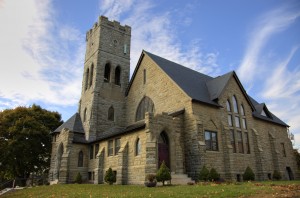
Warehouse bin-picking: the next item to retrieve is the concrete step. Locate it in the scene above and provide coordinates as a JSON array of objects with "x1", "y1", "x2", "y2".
[{"x1": 169, "y1": 173, "x2": 194, "y2": 185}]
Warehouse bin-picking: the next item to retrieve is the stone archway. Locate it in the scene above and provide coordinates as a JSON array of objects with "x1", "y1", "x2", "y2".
[{"x1": 158, "y1": 131, "x2": 170, "y2": 169}]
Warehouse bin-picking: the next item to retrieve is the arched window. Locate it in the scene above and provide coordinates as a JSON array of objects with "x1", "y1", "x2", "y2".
[
  {"x1": 104, "y1": 63, "x2": 111, "y2": 82},
  {"x1": 84, "y1": 108, "x2": 87, "y2": 122},
  {"x1": 85, "y1": 68, "x2": 89, "y2": 90},
  {"x1": 89, "y1": 64, "x2": 94, "y2": 87},
  {"x1": 226, "y1": 100, "x2": 231, "y2": 112},
  {"x1": 78, "y1": 151, "x2": 83, "y2": 167},
  {"x1": 108, "y1": 106, "x2": 114, "y2": 121},
  {"x1": 135, "y1": 138, "x2": 141, "y2": 156},
  {"x1": 232, "y1": 96, "x2": 238, "y2": 113},
  {"x1": 240, "y1": 104, "x2": 245, "y2": 116},
  {"x1": 136, "y1": 96, "x2": 155, "y2": 121},
  {"x1": 115, "y1": 66, "x2": 121, "y2": 85}
]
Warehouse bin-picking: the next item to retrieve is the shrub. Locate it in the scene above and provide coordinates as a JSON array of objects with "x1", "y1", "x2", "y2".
[
  {"x1": 243, "y1": 166, "x2": 255, "y2": 181},
  {"x1": 145, "y1": 174, "x2": 156, "y2": 182},
  {"x1": 198, "y1": 166, "x2": 210, "y2": 181},
  {"x1": 208, "y1": 168, "x2": 220, "y2": 181},
  {"x1": 273, "y1": 170, "x2": 282, "y2": 180},
  {"x1": 104, "y1": 168, "x2": 116, "y2": 185},
  {"x1": 156, "y1": 161, "x2": 171, "y2": 186},
  {"x1": 74, "y1": 172, "x2": 82, "y2": 184}
]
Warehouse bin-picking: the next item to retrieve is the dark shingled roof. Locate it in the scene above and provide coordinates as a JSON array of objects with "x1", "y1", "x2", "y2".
[
  {"x1": 206, "y1": 72, "x2": 233, "y2": 100},
  {"x1": 52, "y1": 113, "x2": 84, "y2": 133}
]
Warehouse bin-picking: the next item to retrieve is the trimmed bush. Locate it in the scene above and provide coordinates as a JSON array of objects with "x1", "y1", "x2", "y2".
[
  {"x1": 243, "y1": 166, "x2": 255, "y2": 181},
  {"x1": 74, "y1": 172, "x2": 82, "y2": 184},
  {"x1": 104, "y1": 168, "x2": 116, "y2": 185},
  {"x1": 208, "y1": 168, "x2": 220, "y2": 181},
  {"x1": 273, "y1": 170, "x2": 282, "y2": 180},
  {"x1": 145, "y1": 174, "x2": 156, "y2": 182},
  {"x1": 198, "y1": 166, "x2": 210, "y2": 181},
  {"x1": 156, "y1": 161, "x2": 171, "y2": 186}
]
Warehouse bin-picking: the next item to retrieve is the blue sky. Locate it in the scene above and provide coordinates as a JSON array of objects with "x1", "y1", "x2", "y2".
[{"x1": 0, "y1": 0, "x2": 299, "y2": 148}]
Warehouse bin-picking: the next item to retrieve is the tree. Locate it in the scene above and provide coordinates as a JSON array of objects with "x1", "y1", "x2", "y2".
[
  {"x1": 243, "y1": 166, "x2": 255, "y2": 181},
  {"x1": 74, "y1": 172, "x2": 82, "y2": 184},
  {"x1": 208, "y1": 168, "x2": 220, "y2": 181},
  {"x1": 156, "y1": 161, "x2": 171, "y2": 186},
  {"x1": 0, "y1": 104, "x2": 63, "y2": 183},
  {"x1": 104, "y1": 168, "x2": 116, "y2": 185}
]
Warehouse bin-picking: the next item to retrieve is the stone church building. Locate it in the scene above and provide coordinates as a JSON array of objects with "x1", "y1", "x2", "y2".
[{"x1": 49, "y1": 16, "x2": 298, "y2": 184}]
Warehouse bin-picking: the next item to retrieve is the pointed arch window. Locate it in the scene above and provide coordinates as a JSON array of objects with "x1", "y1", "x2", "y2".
[
  {"x1": 232, "y1": 96, "x2": 238, "y2": 113},
  {"x1": 135, "y1": 138, "x2": 141, "y2": 156},
  {"x1": 104, "y1": 63, "x2": 111, "y2": 82},
  {"x1": 89, "y1": 64, "x2": 94, "y2": 87},
  {"x1": 108, "y1": 106, "x2": 114, "y2": 121},
  {"x1": 240, "y1": 104, "x2": 245, "y2": 116},
  {"x1": 136, "y1": 96, "x2": 155, "y2": 121},
  {"x1": 85, "y1": 68, "x2": 89, "y2": 90},
  {"x1": 226, "y1": 100, "x2": 231, "y2": 112},
  {"x1": 78, "y1": 151, "x2": 83, "y2": 167},
  {"x1": 115, "y1": 66, "x2": 121, "y2": 86}
]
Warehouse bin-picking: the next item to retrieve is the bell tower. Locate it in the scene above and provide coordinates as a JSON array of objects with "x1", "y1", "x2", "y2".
[{"x1": 79, "y1": 16, "x2": 131, "y2": 141}]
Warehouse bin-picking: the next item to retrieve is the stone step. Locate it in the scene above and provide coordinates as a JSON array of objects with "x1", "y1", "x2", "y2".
[{"x1": 169, "y1": 173, "x2": 194, "y2": 185}]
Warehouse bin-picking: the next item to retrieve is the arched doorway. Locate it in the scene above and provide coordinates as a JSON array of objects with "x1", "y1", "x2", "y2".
[
  {"x1": 286, "y1": 167, "x2": 294, "y2": 180},
  {"x1": 55, "y1": 143, "x2": 63, "y2": 179},
  {"x1": 158, "y1": 131, "x2": 170, "y2": 169}
]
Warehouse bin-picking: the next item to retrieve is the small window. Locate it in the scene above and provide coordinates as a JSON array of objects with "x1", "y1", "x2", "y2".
[
  {"x1": 205, "y1": 131, "x2": 218, "y2": 151},
  {"x1": 281, "y1": 143, "x2": 286, "y2": 157},
  {"x1": 108, "y1": 140, "x2": 114, "y2": 156},
  {"x1": 89, "y1": 64, "x2": 94, "y2": 87},
  {"x1": 115, "y1": 66, "x2": 121, "y2": 85},
  {"x1": 143, "y1": 69, "x2": 146, "y2": 84},
  {"x1": 95, "y1": 144, "x2": 99, "y2": 158},
  {"x1": 245, "y1": 132, "x2": 250, "y2": 154},
  {"x1": 89, "y1": 145, "x2": 94, "y2": 159},
  {"x1": 85, "y1": 68, "x2": 89, "y2": 90},
  {"x1": 135, "y1": 138, "x2": 141, "y2": 156},
  {"x1": 104, "y1": 63, "x2": 111, "y2": 82},
  {"x1": 228, "y1": 115, "x2": 233, "y2": 126},
  {"x1": 84, "y1": 108, "x2": 87, "y2": 122},
  {"x1": 115, "y1": 138, "x2": 121, "y2": 155},
  {"x1": 108, "y1": 106, "x2": 114, "y2": 121},
  {"x1": 226, "y1": 100, "x2": 231, "y2": 112},
  {"x1": 232, "y1": 96, "x2": 238, "y2": 113},
  {"x1": 237, "y1": 131, "x2": 243, "y2": 153},
  {"x1": 235, "y1": 116, "x2": 240, "y2": 128},
  {"x1": 230, "y1": 130, "x2": 236, "y2": 153},
  {"x1": 78, "y1": 151, "x2": 83, "y2": 167}
]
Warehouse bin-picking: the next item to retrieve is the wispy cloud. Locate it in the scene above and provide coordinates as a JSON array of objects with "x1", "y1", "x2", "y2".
[
  {"x1": 99, "y1": 0, "x2": 220, "y2": 76},
  {"x1": 237, "y1": 3, "x2": 300, "y2": 148},
  {"x1": 0, "y1": 0, "x2": 85, "y2": 111},
  {"x1": 238, "y1": 5, "x2": 300, "y2": 84}
]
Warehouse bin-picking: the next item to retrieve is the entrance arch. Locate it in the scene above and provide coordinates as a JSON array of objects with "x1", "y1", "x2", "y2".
[{"x1": 158, "y1": 131, "x2": 170, "y2": 169}]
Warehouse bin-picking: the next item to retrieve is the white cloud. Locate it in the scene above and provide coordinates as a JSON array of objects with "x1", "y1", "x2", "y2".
[
  {"x1": 0, "y1": 0, "x2": 85, "y2": 111},
  {"x1": 99, "y1": 0, "x2": 220, "y2": 76},
  {"x1": 238, "y1": 6, "x2": 300, "y2": 84}
]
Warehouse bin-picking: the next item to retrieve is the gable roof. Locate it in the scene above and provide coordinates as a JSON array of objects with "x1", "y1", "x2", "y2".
[
  {"x1": 126, "y1": 50, "x2": 288, "y2": 127},
  {"x1": 52, "y1": 113, "x2": 84, "y2": 133}
]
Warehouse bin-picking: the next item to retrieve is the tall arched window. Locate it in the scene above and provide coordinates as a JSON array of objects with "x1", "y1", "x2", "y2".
[
  {"x1": 135, "y1": 138, "x2": 141, "y2": 156},
  {"x1": 115, "y1": 66, "x2": 121, "y2": 85},
  {"x1": 108, "y1": 106, "x2": 114, "y2": 121},
  {"x1": 89, "y1": 64, "x2": 94, "y2": 87},
  {"x1": 240, "y1": 104, "x2": 245, "y2": 116},
  {"x1": 226, "y1": 100, "x2": 231, "y2": 112},
  {"x1": 232, "y1": 96, "x2": 238, "y2": 113},
  {"x1": 104, "y1": 63, "x2": 111, "y2": 82},
  {"x1": 78, "y1": 151, "x2": 83, "y2": 167},
  {"x1": 85, "y1": 68, "x2": 89, "y2": 90},
  {"x1": 136, "y1": 96, "x2": 155, "y2": 121}
]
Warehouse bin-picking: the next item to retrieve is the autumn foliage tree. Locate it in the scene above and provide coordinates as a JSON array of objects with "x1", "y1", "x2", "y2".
[{"x1": 0, "y1": 104, "x2": 63, "y2": 182}]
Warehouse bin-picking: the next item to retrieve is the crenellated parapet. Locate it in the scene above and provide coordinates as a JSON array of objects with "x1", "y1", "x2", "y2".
[{"x1": 86, "y1": 16, "x2": 131, "y2": 41}]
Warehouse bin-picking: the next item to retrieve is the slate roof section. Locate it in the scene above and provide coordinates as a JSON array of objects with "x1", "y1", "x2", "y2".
[
  {"x1": 52, "y1": 113, "x2": 84, "y2": 133},
  {"x1": 206, "y1": 72, "x2": 233, "y2": 100}
]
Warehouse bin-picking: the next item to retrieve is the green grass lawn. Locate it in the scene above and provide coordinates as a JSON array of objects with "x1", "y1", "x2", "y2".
[{"x1": 2, "y1": 181, "x2": 300, "y2": 198}]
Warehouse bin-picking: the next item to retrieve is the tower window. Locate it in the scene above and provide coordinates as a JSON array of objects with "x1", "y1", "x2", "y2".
[
  {"x1": 89, "y1": 64, "x2": 94, "y2": 87},
  {"x1": 104, "y1": 63, "x2": 111, "y2": 82},
  {"x1": 78, "y1": 151, "x2": 83, "y2": 167},
  {"x1": 108, "y1": 106, "x2": 114, "y2": 121},
  {"x1": 85, "y1": 68, "x2": 89, "y2": 90},
  {"x1": 115, "y1": 66, "x2": 121, "y2": 86}
]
